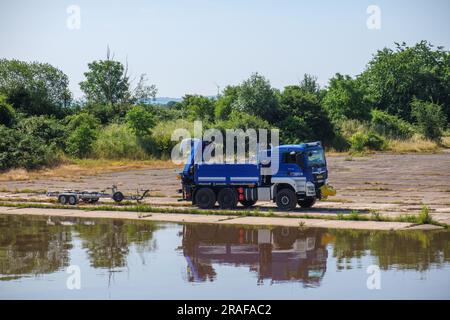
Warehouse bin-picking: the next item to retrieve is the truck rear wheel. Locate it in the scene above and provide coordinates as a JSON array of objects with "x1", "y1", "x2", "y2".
[
  {"x1": 195, "y1": 188, "x2": 216, "y2": 209},
  {"x1": 217, "y1": 188, "x2": 238, "y2": 209},
  {"x1": 298, "y1": 197, "x2": 316, "y2": 208},
  {"x1": 239, "y1": 200, "x2": 257, "y2": 208},
  {"x1": 276, "y1": 188, "x2": 297, "y2": 211}
]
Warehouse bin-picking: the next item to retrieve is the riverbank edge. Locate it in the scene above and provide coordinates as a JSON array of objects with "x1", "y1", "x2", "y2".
[{"x1": 0, "y1": 206, "x2": 444, "y2": 231}]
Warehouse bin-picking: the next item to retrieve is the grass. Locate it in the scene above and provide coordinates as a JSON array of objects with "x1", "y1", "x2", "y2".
[
  {"x1": 0, "y1": 197, "x2": 56, "y2": 203},
  {"x1": 0, "y1": 201, "x2": 445, "y2": 227},
  {"x1": 387, "y1": 136, "x2": 442, "y2": 153},
  {"x1": 417, "y1": 205, "x2": 433, "y2": 224},
  {"x1": 0, "y1": 187, "x2": 47, "y2": 193}
]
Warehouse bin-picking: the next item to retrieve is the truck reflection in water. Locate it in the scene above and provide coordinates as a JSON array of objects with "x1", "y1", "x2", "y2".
[{"x1": 181, "y1": 225, "x2": 327, "y2": 286}]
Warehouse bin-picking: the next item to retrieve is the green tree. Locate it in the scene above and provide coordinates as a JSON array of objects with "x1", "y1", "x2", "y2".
[
  {"x1": 0, "y1": 94, "x2": 15, "y2": 126},
  {"x1": 179, "y1": 95, "x2": 215, "y2": 122},
  {"x1": 298, "y1": 74, "x2": 326, "y2": 100},
  {"x1": 360, "y1": 41, "x2": 449, "y2": 121},
  {"x1": 79, "y1": 52, "x2": 157, "y2": 108},
  {"x1": 79, "y1": 59, "x2": 131, "y2": 106},
  {"x1": 278, "y1": 86, "x2": 334, "y2": 144},
  {"x1": 234, "y1": 73, "x2": 280, "y2": 123},
  {"x1": 125, "y1": 105, "x2": 155, "y2": 136},
  {"x1": 411, "y1": 99, "x2": 446, "y2": 141},
  {"x1": 323, "y1": 74, "x2": 370, "y2": 122},
  {"x1": 214, "y1": 86, "x2": 239, "y2": 121},
  {"x1": 215, "y1": 110, "x2": 272, "y2": 131},
  {"x1": 0, "y1": 59, "x2": 71, "y2": 117}
]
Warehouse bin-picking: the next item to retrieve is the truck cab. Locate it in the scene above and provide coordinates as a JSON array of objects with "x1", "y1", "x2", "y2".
[{"x1": 179, "y1": 140, "x2": 335, "y2": 210}]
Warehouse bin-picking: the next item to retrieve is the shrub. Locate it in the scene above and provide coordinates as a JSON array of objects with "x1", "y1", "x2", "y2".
[
  {"x1": 350, "y1": 132, "x2": 387, "y2": 152},
  {"x1": 338, "y1": 119, "x2": 369, "y2": 138},
  {"x1": 149, "y1": 119, "x2": 194, "y2": 158},
  {"x1": 411, "y1": 99, "x2": 446, "y2": 141},
  {"x1": 65, "y1": 112, "x2": 100, "y2": 132},
  {"x1": 0, "y1": 125, "x2": 61, "y2": 170},
  {"x1": 125, "y1": 105, "x2": 155, "y2": 137},
  {"x1": 370, "y1": 109, "x2": 414, "y2": 139},
  {"x1": 0, "y1": 94, "x2": 15, "y2": 126},
  {"x1": 66, "y1": 124, "x2": 98, "y2": 158},
  {"x1": 16, "y1": 115, "x2": 67, "y2": 149},
  {"x1": 14, "y1": 135, "x2": 61, "y2": 169},
  {"x1": 92, "y1": 123, "x2": 147, "y2": 159},
  {"x1": 418, "y1": 206, "x2": 432, "y2": 224}
]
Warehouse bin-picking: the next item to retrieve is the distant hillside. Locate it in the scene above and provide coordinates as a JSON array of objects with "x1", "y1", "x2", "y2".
[{"x1": 148, "y1": 97, "x2": 182, "y2": 105}]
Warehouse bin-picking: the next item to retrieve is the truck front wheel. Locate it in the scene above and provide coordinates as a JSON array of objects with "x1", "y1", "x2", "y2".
[
  {"x1": 298, "y1": 197, "x2": 316, "y2": 208},
  {"x1": 276, "y1": 188, "x2": 297, "y2": 211},
  {"x1": 195, "y1": 188, "x2": 216, "y2": 209}
]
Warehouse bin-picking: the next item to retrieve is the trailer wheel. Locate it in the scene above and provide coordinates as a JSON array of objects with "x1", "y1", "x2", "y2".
[
  {"x1": 239, "y1": 200, "x2": 257, "y2": 208},
  {"x1": 218, "y1": 188, "x2": 238, "y2": 209},
  {"x1": 276, "y1": 188, "x2": 297, "y2": 211},
  {"x1": 68, "y1": 195, "x2": 78, "y2": 205},
  {"x1": 59, "y1": 195, "x2": 68, "y2": 205},
  {"x1": 195, "y1": 188, "x2": 216, "y2": 209},
  {"x1": 113, "y1": 191, "x2": 124, "y2": 203},
  {"x1": 298, "y1": 197, "x2": 316, "y2": 208}
]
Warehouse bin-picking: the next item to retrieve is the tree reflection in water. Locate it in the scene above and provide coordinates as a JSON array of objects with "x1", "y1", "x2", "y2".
[
  {"x1": 74, "y1": 219, "x2": 159, "y2": 270},
  {"x1": 329, "y1": 229, "x2": 450, "y2": 272},
  {"x1": 0, "y1": 215, "x2": 160, "y2": 281},
  {"x1": 0, "y1": 215, "x2": 72, "y2": 281}
]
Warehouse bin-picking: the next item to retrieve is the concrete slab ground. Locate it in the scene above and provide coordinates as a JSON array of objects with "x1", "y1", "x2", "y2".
[{"x1": 0, "y1": 206, "x2": 422, "y2": 231}]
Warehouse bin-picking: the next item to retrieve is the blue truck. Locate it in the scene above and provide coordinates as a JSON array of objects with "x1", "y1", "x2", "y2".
[{"x1": 179, "y1": 139, "x2": 335, "y2": 210}]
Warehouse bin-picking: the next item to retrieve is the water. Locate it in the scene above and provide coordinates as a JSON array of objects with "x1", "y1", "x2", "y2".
[{"x1": 0, "y1": 214, "x2": 449, "y2": 299}]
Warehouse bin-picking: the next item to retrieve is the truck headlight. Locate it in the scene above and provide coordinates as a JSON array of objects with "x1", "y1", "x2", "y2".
[{"x1": 306, "y1": 182, "x2": 316, "y2": 196}]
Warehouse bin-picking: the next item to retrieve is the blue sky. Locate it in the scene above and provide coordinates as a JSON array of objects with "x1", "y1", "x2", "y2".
[{"x1": 0, "y1": 0, "x2": 449, "y2": 98}]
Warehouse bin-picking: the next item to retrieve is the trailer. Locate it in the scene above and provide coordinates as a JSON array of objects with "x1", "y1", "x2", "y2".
[
  {"x1": 179, "y1": 139, "x2": 336, "y2": 210},
  {"x1": 46, "y1": 185, "x2": 149, "y2": 205}
]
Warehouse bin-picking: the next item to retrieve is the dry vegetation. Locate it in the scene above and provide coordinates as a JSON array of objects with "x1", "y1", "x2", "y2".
[
  {"x1": 387, "y1": 135, "x2": 450, "y2": 153},
  {"x1": 0, "y1": 158, "x2": 180, "y2": 181}
]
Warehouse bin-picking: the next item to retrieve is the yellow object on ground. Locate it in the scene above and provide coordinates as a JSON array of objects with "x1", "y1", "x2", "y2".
[{"x1": 320, "y1": 184, "x2": 336, "y2": 199}]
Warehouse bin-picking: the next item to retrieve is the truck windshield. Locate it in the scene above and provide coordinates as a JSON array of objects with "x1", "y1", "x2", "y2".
[{"x1": 307, "y1": 149, "x2": 325, "y2": 167}]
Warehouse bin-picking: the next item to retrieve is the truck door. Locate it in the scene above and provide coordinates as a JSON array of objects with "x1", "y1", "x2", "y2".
[{"x1": 279, "y1": 152, "x2": 302, "y2": 176}]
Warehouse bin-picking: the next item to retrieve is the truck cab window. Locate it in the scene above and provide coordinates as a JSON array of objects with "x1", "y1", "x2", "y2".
[{"x1": 282, "y1": 152, "x2": 297, "y2": 164}]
